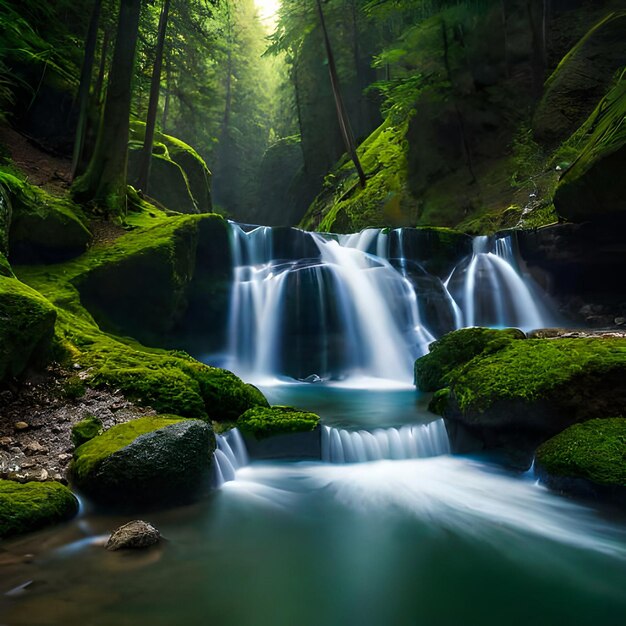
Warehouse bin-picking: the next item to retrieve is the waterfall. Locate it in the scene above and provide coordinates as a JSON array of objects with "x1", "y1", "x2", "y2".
[
  {"x1": 223, "y1": 224, "x2": 556, "y2": 384},
  {"x1": 213, "y1": 428, "x2": 249, "y2": 487},
  {"x1": 321, "y1": 420, "x2": 450, "y2": 463},
  {"x1": 446, "y1": 235, "x2": 554, "y2": 331}
]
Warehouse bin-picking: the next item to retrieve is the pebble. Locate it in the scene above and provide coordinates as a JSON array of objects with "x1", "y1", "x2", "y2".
[
  {"x1": 14, "y1": 422, "x2": 29, "y2": 431},
  {"x1": 25, "y1": 442, "x2": 48, "y2": 456},
  {"x1": 0, "y1": 436, "x2": 14, "y2": 447}
]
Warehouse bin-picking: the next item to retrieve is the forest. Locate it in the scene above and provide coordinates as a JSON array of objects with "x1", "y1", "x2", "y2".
[{"x1": 0, "y1": 1, "x2": 625, "y2": 625}]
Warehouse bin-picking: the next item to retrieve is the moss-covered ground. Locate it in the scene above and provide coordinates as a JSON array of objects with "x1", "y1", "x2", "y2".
[
  {"x1": 536, "y1": 418, "x2": 626, "y2": 488},
  {"x1": 238, "y1": 406, "x2": 320, "y2": 440},
  {"x1": 0, "y1": 480, "x2": 79, "y2": 538}
]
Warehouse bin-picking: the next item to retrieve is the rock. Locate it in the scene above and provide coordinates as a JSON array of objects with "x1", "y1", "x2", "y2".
[
  {"x1": 71, "y1": 415, "x2": 103, "y2": 448},
  {"x1": 0, "y1": 436, "x2": 14, "y2": 447},
  {"x1": 24, "y1": 442, "x2": 47, "y2": 456},
  {"x1": 8, "y1": 468, "x2": 49, "y2": 483},
  {"x1": 71, "y1": 417, "x2": 215, "y2": 509},
  {"x1": 535, "y1": 418, "x2": 626, "y2": 505},
  {"x1": 0, "y1": 276, "x2": 56, "y2": 385},
  {"x1": 57, "y1": 453, "x2": 72, "y2": 462},
  {"x1": 427, "y1": 331, "x2": 626, "y2": 461},
  {"x1": 105, "y1": 520, "x2": 160, "y2": 551},
  {"x1": 238, "y1": 405, "x2": 320, "y2": 440},
  {"x1": 14, "y1": 422, "x2": 29, "y2": 431},
  {"x1": 0, "y1": 480, "x2": 79, "y2": 538},
  {"x1": 533, "y1": 13, "x2": 626, "y2": 146}
]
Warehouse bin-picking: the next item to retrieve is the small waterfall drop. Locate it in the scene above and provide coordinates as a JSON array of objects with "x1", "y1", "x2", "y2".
[
  {"x1": 213, "y1": 428, "x2": 249, "y2": 487},
  {"x1": 321, "y1": 420, "x2": 450, "y2": 463}
]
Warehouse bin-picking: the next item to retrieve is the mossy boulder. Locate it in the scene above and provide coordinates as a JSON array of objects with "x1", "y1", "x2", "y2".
[
  {"x1": 0, "y1": 275, "x2": 56, "y2": 383},
  {"x1": 71, "y1": 415, "x2": 103, "y2": 448},
  {"x1": 432, "y1": 335, "x2": 626, "y2": 456},
  {"x1": 414, "y1": 327, "x2": 526, "y2": 391},
  {"x1": 128, "y1": 122, "x2": 212, "y2": 214},
  {"x1": 0, "y1": 171, "x2": 92, "y2": 264},
  {"x1": 553, "y1": 75, "x2": 626, "y2": 222},
  {"x1": 535, "y1": 418, "x2": 626, "y2": 504},
  {"x1": 533, "y1": 12, "x2": 626, "y2": 146},
  {"x1": 70, "y1": 416, "x2": 215, "y2": 508},
  {"x1": 0, "y1": 480, "x2": 79, "y2": 538},
  {"x1": 238, "y1": 405, "x2": 320, "y2": 440}
]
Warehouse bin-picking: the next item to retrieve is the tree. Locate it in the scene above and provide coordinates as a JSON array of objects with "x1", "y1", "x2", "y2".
[
  {"x1": 72, "y1": 0, "x2": 142, "y2": 214},
  {"x1": 136, "y1": 0, "x2": 171, "y2": 193}
]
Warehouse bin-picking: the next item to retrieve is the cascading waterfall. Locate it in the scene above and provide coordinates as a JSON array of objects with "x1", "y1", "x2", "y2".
[
  {"x1": 321, "y1": 420, "x2": 450, "y2": 463},
  {"x1": 213, "y1": 428, "x2": 249, "y2": 487},
  {"x1": 223, "y1": 223, "x2": 557, "y2": 384}
]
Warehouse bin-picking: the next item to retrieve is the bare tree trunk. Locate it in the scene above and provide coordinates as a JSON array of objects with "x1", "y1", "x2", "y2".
[
  {"x1": 137, "y1": 0, "x2": 171, "y2": 193},
  {"x1": 161, "y1": 49, "x2": 171, "y2": 131},
  {"x1": 93, "y1": 27, "x2": 110, "y2": 110},
  {"x1": 315, "y1": 0, "x2": 366, "y2": 188},
  {"x1": 292, "y1": 55, "x2": 307, "y2": 169},
  {"x1": 72, "y1": 0, "x2": 142, "y2": 214},
  {"x1": 71, "y1": 0, "x2": 102, "y2": 180}
]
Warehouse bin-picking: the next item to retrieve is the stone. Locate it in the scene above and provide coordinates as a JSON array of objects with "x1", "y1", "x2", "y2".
[
  {"x1": 105, "y1": 520, "x2": 160, "y2": 551},
  {"x1": 14, "y1": 422, "x2": 29, "y2": 431},
  {"x1": 24, "y1": 442, "x2": 47, "y2": 456}
]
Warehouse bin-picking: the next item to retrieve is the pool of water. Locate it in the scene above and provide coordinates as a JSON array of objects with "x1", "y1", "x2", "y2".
[{"x1": 2, "y1": 389, "x2": 626, "y2": 626}]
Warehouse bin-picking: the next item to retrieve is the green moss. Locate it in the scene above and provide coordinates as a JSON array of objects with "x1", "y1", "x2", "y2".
[
  {"x1": 536, "y1": 418, "x2": 626, "y2": 487},
  {"x1": 71, "y1": 416, "x2": 185, "y2": 482},
  {"x1": 0, "y1": 275, "x2": 56, "y2": 382},
  {"x1": 71, "y1": 415, "x2": 103, "y2": 447},
  {"x1": 238, "y1": 405, "x2": 320, "y2": 440},
  {"x1": 62, "y1": 374, "x2": 86, "y2": 400},
  {"x1": 450, "y1": 337, "x2": 626, "y2": 414},
  {"x1": 414, "y1": 328, "x2": 525, "y2": 392},
  {"x1": 0, "y1": 480, "x2": 79, "y2": 538},
  {"x1": 0, "y1": 168, "x2": 92, "y2": 263}
]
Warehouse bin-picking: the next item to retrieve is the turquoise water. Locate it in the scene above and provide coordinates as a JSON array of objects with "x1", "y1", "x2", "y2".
[{"x1": 2, "y1": 388, "x2": 626, "y2": 626}]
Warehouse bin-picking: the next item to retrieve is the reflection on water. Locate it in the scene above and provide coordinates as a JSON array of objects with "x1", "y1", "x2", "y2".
[{"x1": 2, "y1": 455, "x2": 626, "y2": 626}]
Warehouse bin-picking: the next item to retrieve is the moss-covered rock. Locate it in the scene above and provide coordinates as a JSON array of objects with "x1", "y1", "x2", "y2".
[
  {"x1": 238, "y1": 405, "x2": 320, "y2": 440},
  {"x1": 71, "y1": 415, "x2": 103, "y2": 448},
  {"x1": 128, "y1": 122, "x2": 213, "y2": 214},
  {"x1": 0, "y1": 480, "x2": 79, "y2": 538},
  {"x1": 432, "y1": 335, "x2": 626, "y2": 454},
  {"x1": 414, "y1": 327, "x2": 525, "y2": 391},
  {"x1": 71, "y1": 416, "x2": 214, "y2": 508},
  {"x1": 535, "y1": 418, "x2": 626, "y2": 503},
  {"x1": 533, "y1": 12, "x2": 626, "y2": 146},
  {"x1": 0, "y1": 170, "x2": 92, "y2": 264},
  {"x1": 553, "y1": 74, "x2": 626, "y2": 222},
  {"x1": 0, "y1": 275, "x2": 56, "y2": 383}
]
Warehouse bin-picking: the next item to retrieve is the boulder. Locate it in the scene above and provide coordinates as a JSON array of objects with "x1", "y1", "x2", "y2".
[
  {"x1": 0, "y1": 480, "x2": 79, "y2": 538},
  {"x1": 238, "y1": 405, "x2": 320, "y2": 440},
  {"x1": 553, "y1": 77, "x2": 626, "y2": 222},
  {"x1": 71, "y1": 417, "x2": 215, "y2": 509},
  {"x1": 0, "y1": 172, "x2": 92, "y2": 264},
  {"x1": 427, "y1": 332, "x2": 626, "y2": 460},
  {"x1": 0, "y1": 276, "x2": 56, "y2": 383},
  {"x1": 535, "y1": 418, "x2": 626, "y2": 505},
  {"x1": 105, "y1": 520, "x2": 160, "y2": 551},
  {"x1": 533, "y1": 12, "x2": 626, "y2": 146}
]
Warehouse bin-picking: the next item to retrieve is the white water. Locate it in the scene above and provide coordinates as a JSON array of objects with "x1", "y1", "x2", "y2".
[
  {"x1": 321, "y1": 420, "x2": 450, "y2": 463},
  {"x1": 213, "y1": 428, "x2": 249, "y2": 487},
  {"x1": 224, "y1": 224, "x2": 556, "y2": 384}
]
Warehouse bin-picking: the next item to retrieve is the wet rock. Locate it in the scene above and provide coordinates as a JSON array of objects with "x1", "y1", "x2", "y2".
[{"x1": 105, "y1": 520, "x2": 160, "y2": 551}]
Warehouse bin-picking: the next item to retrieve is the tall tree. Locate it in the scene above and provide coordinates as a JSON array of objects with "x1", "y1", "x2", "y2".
[
  {"x1": 315, "y1": 0, "x2": 367, "y2": 188},
  {"x1": 71, "y1": 0, "x2": 102, "y2": 180},
  {"x1": 72, "y1": 0, "x2": 142, "y2": 214},
  {"x1": 136, "y1": 0, "x2": 171, "y2": 193}
]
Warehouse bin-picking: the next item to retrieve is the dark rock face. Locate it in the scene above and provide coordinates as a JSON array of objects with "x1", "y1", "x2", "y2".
[
  {"x1": 516, "y1": 222, "x2": 626, "y2": 326},
  {"x1": 243, "y1": 428, "x2": 322, "y2": 461},
  {"x1": 75, "y1": 420, "x2": 213, "y2": 509},
  {"x1": 533, "y1": 12, "x2": 626, "y2": 146},
  {"x1": 105, "y1": 520, "x2": 161, "y2": 551}
]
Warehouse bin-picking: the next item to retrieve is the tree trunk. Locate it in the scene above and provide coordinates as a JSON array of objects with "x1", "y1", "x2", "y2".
[
  {"x1": 315, "y1": 0, "x2": 366, "y2": 188},
  {"x1": 137, "y1": 0, "x2": 171, "y2": 193},
  {"x1": 93, "y1": 28, "x2": 110, "y2": 111},
  {"x1": 72, "y1": 0, "x2": 142, "y2": 214},
  {"x1": 71, "y1": 0, "x2": 102, "y2": 180},
  {"x1": 161, "y1": 49, "x2": 171, "y2": 131}
]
